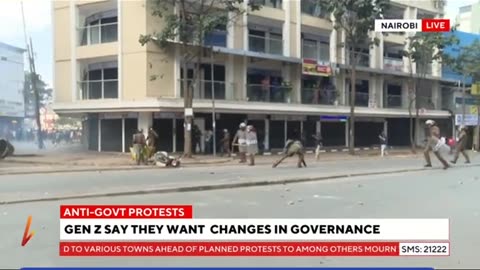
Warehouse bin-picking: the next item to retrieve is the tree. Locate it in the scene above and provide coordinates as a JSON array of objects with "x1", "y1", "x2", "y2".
[
  {"x1": 320, "y1": 0, "x2": 390, "y2": 155},
  {"x1": 24, "y1": 72, "x2": 52, "y2": 109},
  {"x1": 402, "y1": 30, "x2": 458, "y2": 153},
  {"x1": 139, "y1": 0, "x2": 260, "y2": 158}
]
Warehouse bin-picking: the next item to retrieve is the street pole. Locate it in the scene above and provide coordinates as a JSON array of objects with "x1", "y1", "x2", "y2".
[
  {"x1": 21, "y1": 2, "x2": 44, "y2": 149},
  {"x1": 462, "y1": 76, "x2": 466, "y2": 127},
  {"x1": 210, "y1": 49, "x2": 216, "y2": 157}
]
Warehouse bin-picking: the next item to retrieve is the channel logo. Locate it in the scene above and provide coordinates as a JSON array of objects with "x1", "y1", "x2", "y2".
[
  {"x1": 21, "y1": 215, "x2": 35, "y2": 246},
  {"x1": 375, "y1": 19, "x2": 450, "y2": 32}
]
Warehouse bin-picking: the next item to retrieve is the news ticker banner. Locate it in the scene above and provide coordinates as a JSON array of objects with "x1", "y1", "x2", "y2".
[
  {"x1": 374, "y1": 19, "x2": 450, "y2": 32},
  {"x1": 59, "y1": 205, "x2": 450, "y2": 257}
]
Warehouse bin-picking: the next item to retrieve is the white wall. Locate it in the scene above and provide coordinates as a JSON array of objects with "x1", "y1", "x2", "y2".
[{"x1": 0, "y1": 44, "x2": 25, "y2": 118}]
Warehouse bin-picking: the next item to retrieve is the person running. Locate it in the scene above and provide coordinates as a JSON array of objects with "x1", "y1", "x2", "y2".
[
  {"x1": 424, "y1": 120, "x2": 449, "y2": 169},
  {"x1": 246, "y1": 125, "x2": 258, "y2": 166},
  {"x1": 451, "y1": 126, "x2": 471, "y2": 164}
]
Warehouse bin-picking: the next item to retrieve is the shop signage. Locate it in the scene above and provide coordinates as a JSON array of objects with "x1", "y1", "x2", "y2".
[
  {"x1": 302, "y1": 59, "x2": 332, "y2": 77},
  {"x1": 455, "y1": 114, "x2": 479, "y2": 126},
  {"x1": 320, "y1": 115, "x2": 347, "y2": 122}
]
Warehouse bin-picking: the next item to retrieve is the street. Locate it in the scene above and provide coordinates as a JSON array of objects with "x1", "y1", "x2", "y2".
[
  {"x1": 0, "y1": 154, "x2": 472, "y2": 203},
  {"x1": 0, "y1": 162, "x2": 479, "y2": 268}
]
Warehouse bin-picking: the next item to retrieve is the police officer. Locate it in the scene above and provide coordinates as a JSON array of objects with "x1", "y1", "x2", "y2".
[
  {"x1": 132, "y1": 129, "x2": 146, "y2": 165},
  {"x1": 232, "y1": 123, "x2": 247, "y2": 163},
  {"x1": 424, "y1": 120, "x2": 449, "y2": 169},
  {"x1": 451, "y1": 126, "x2": 470, "y2": 164},
  {"x1": 272, "y1": 139, "x2": 307, "y2": 168}
]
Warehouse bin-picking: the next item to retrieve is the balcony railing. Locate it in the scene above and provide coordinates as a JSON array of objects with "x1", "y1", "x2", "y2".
[
  {"x1": 248, "y1": 34, "x2": 283, "y2": 55},
  {"x1": 302, "y1": 88, "x2": 337, "y2": 105},
  {"x1": 250, "y1": 0, "x2": 282, "y2": 9},
  {"x1": 417, "y1": 63, "x2": 432, "y2": 75},
  {"x1": 346, "y1": 52, "x2": 370, "y2": 67},
  {"x1": 383, "y1": 57, "x2": 404, "y2": 72},
  {"x1": 78, "y1": 79, "x2": 118, "y2": 100},
  {"x1": 179, "y1": 79, "x2": 229, "y2": 100},
  {"x1": 302, "y1": 42, "x2": 330, "y2": 63},
  {"x1": 416, "y1": 96, "x2": 435, "y2": 110},
  {"x1": 78, "y1": 22, "x2": 118, "y2": 46},
  {"x1": 347, "y1": 92, "x2": 369, "y2": 107},
  {"x1": 385, "y1": 94, "x2": 402, "y2": 108},
  {"x1": 247, "y1": 84, "x2": 291, "y2": 103}
]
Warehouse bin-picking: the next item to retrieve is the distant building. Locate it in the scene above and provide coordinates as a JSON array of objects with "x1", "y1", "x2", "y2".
[
  {"x1": 456, "y1": 2, "x2": 480, "y2": 34},
  {"x1": 0, "y1": 42, "x2": 26, "y2": 138}
]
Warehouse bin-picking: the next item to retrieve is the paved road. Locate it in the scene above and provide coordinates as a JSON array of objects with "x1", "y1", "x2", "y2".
[
  {"x1": 0, "y1": 153, "x2": 475, "y2": 202},
  {"x1": 0, "y1": 166, "x2": 479, "y2": 268}
]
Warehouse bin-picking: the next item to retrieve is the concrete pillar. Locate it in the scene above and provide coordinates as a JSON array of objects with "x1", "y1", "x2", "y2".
[
  {"x1": 172, "y1": 118, "x2": 176, "y2": 153},
  {"x1": 377, "y1": 33, "x2": 384, "y2": 69},
  {"x1": 316, "y1": 121, "x2": 321, "y2": 134},
  {"x1": 284, "y1": 119, "x2": 288, "y2": 142},
  {"x1": 226, "y1": 55, "x2": 235, "y2": 100},
  {"x1": 138, "y1": 112, "x2": 153, "y2": 138},
  {"x1": 264, "y1": 118, "x2": 270, "y2": 151},
  {"x1": 402, "y1": 80, "x2": 410, "y2": 109},
  {"x1": 121, "y1": 117, "x2": 125, "y2": 153},
  {"x1": 377, "y1": 76, "x2": 385, "y2": 108},
  {"x1": 330, "y1": 29, "x2": 337, "y2": 64},
  {"x1": 345, "y1": 120, "x2": 349, "y2": 147},
  {"x1": 283, "y1": 0, "x2": 290, "y2": 57},
  {"x1": 97, "y1": 118, "x2": 102, "y2": 152},
  {"x1": 431, "y1": 81, "x2": 440, "y2": 110},
  {"x1": 384, "y1": 120, "x2": 388, "y2": 135}
]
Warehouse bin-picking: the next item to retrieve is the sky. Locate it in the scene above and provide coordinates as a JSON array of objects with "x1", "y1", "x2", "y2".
[{"x1": 0, "y1": 0, "x2": 477, "y2": 89}]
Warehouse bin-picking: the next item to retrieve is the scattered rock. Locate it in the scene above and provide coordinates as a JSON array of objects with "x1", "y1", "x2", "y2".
[
  {"x1": 210, "y1": 172, "x2": 215, "y2": 174},
  {"x1": 459, "y1": 181, "x2": 463, "y2": 185},
  {"x1": 357, "y1": 184, "x2": 363, "y2": 188},
  {"x1": 297, "y1": 198, "x2": 303, "y2": 202},
  {"x1": 357, "y1": 201, "x2": 364, "y2": 206},
  {"x1": 313, "y1": 194, "x2": 319, "y2": 198},
  {"x1": 287, "y1": 201, "x2": 295, "y2": 205},
  {"x1": 280, "y1": 195, "x2": 285, "y2": 198},
  {"x1": 285, "y1": 188, "x2": 291, "y2": 192},
  {"x1": 42, "y1": 225, "x2": 46, "y2": 230}
]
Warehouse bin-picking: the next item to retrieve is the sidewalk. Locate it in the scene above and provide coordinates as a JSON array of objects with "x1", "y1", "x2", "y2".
[{"x1": 1, "y1": 143, "x2": 420, "y2": 169}]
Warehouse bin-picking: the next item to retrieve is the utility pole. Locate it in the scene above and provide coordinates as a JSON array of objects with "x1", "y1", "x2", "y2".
[
  {"x1": 21, "y1": 2, "x2": 44, "y2": 149},
  {"x1": 210, "y1": 48, "x2": 216, "y2": 157},
  {"x1": 462, "y1": 76, "x2": 466, "y2": 126}
]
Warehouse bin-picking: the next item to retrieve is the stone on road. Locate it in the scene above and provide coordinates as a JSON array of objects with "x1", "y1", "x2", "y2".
[
  {"x1": 0, "y1": 155, "x2": 474, "y2": 203},
  {"x1": 0, "y1": 166, "x2": 479, "y2": 268}
]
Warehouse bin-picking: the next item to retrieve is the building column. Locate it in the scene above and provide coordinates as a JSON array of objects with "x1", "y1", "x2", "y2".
[
  {"x1": 431, "y1": 81, "x2": 440, "y2": 109},
  {"x1": 70, "y1": 1, "x2": 77, "y2": 101},
  {"x1": 117, "y1": 0, "x2": 123, "y2": 100},
  {"x1": 284, "y1": 119, "x2": 288, "y2": 142},
  {"x1": 377, "y1": 75, "x2": 385, "y2": 108},
  {"x1": 173, "y1": 118, "x2": 176, "y2": 153},
  {"x1": 402, "y1": 80, "x2": 410, "y2": 109},
  {"x1": 345, "y1": 119, "x2": 349, "y2": 147},
  {"x1": 296, "y1": 0, "x2": 301, "y2": 58},
  {"x1": 264, "y1": 118, "x2": 270, "y2": 151},
  {"x1": 384, "y1": 120, "x2": 388, "y2": 135},
  {"x1": 121, "y1": 117, "x2": 125, "y2": 153},
  {"x1": 98, "y1": 118, "x2": 102, "y2": 152},
  {"x1": 138, "y1": 112, "x2": 153, "y2": 138},
  {"x1": 283, "y1": 0, "x2": 290, "y2": 57},
  {"x1": 226, "y1": 55, "x2": 235, "y2": 100},
  {"x1": 316, "y1": 120, "x2": 321, "y2": 134}
]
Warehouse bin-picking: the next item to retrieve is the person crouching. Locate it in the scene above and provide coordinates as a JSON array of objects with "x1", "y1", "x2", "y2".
[{"x1": 272, "y1": 139, "x2": 307, "y2": 168}]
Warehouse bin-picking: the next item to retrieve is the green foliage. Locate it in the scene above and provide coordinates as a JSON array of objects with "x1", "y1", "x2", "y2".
[
  {"x1": 320, "y1": 0, "x2": 390, "y2": 49},
  {"x1": 403, "y1": 29, "x2": 459, "y2": 75},
  {"x1": 24, "y1": 72, "x2": 52, "y2": 106},
  {"x1": 139, "y1": 0, "x2": 261, "y2": 48},
  {"x1": 450, "y1": 39, "x2": 480, "y2": 81}
]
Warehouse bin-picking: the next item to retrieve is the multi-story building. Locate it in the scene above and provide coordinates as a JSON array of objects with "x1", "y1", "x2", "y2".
[
  {"x1": 0, "y1": 42, "x2": 26, "y2": 138},
  {"x1": 456, "y1": 1, "x2": 480, "y2": 34},
  {"x1": 53, "y1": 0, "x2": 456, "y2": 153}
]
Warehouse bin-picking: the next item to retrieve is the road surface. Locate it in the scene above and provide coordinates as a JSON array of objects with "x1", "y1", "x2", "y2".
[
  {"x1": 0, "y1": 154, "x2": 475, "y2": 202},
  {"x1": 0, "y1": 165, "x2": 479, "y2": 268}
]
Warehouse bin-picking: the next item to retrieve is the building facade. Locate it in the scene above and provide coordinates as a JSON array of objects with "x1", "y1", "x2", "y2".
[
  {"x1": 456, "y1": 2, "x2": 480, "y2": 34},
  {"x1": 53, "y1": 0, "x2": 456, "y2": 153},
  {"x1": 0, "y1": 42, "x2": 26, "y2": 139}
]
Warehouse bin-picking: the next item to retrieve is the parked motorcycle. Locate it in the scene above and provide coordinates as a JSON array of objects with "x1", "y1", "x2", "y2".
[{"x1": 154, "y1": 151, "x2": 181, "y2": 167}]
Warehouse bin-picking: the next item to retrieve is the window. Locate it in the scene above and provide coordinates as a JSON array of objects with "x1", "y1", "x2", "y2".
[
  {"x1": 80, "y1": 10, "x2": 118, "y2": 46},
  {"x1": 301, "y1": 0, "x2": 328, "y2": 18},
  {"x1": 80, "y1": 62, "x2": 118, "y2": 99},
  {"x1": 204, "y1": 24, "x2": 227, "y2": 47},
  {"x1": 302, "y1": 38, "x2": 330, "y2": 62},
  {"x1": 250, "y1": 0, "x2": 282, "y2": 9}
]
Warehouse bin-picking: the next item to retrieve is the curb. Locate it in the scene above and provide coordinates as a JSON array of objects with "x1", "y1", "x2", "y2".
[
  {"x1": 2, "y1": 163, "x2": 477, "y2": 205},
  {"x1": 0, "y1": 154, "x2": 420, "y2": 176}
]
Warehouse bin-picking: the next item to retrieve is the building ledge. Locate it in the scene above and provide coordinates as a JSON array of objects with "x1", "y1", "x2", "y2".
[{"x1": 53, "y1": 98, "x2": 451, "y2": 119}]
